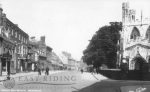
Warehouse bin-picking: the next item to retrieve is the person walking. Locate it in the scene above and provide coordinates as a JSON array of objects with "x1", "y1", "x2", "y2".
[
  {"x1": 81, "y1": 69, "x2": 83, "y2": 74},
  {"x1": 38, "y1": 68, "x2": 41, "y2": 75},
  {"x1": 45, "y1": 67, "x2": 49, "y2": 75}
]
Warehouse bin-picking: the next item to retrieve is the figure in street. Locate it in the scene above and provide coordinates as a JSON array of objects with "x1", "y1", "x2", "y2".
[
  {"x1": 81, "y1": 69, "x2": 83, "y2": 74},
  {"x1": 45, "y1": 67, "x2": 49, "y2": 75},
  {"x1": 38, "y1": 68, "x2": 41, "y2": 75}
]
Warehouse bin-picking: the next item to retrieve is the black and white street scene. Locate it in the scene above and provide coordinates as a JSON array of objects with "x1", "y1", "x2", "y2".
[{"x1": 0, "y1": 0, "x2": 150, "y2": 92}]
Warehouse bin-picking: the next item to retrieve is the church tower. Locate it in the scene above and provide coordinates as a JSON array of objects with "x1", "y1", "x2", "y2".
[{"x1": 122, "y1": 2, "x2": 136, "y2": 25}]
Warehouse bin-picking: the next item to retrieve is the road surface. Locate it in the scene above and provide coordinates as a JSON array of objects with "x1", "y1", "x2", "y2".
[
  {"x1": 1, "y1": 71, "x2": 150, "y2": 92},
  {"x1": 0, "y1": 70, "x2": 108, "y2": 92}
]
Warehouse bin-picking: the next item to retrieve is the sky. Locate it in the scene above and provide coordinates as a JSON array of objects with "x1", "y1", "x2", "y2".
[{"x1": 0, "y1": 0, "x2": 150, "y2": 61}]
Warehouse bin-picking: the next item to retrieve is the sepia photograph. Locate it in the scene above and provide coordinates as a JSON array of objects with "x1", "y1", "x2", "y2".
[{"x1": 0, "y1": 0, "x2": 150, "y2": 92}]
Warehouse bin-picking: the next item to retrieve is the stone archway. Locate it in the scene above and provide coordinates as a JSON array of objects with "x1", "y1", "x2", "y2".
[
  {"x1": 132, "y1": 55, "x2": 149, "y2": 80},
  {"x1": 132, "y1": 55, "x2": 147, "y2": 70},
  {"x1": 134, "y1": 57, "x2": 146, "y2": 70}
]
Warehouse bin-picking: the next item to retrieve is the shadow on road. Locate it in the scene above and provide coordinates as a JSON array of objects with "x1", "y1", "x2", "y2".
[
  {"x1": 73, "y1": 79, "x2": 150, "y2": 92},
  {"x1": 72, "y1": 80, "x2": 121, "y2": 92}
]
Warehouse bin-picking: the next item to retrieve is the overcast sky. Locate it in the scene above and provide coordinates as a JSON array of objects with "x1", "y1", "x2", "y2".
[{"x1": 0, "y1": 0, "x2": 150, "y2": 60}]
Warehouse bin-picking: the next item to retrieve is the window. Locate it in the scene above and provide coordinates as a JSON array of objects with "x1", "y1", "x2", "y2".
[
  {"x1": 19, "y1": 34, "x2": 21, "y2": 40},
  {"x1": 130, "y1": 27, "x2": 140, "y2": 40},
  {"x1": 20, "y1": 46, "x2": 22, "y2": 54},
  {"x1": 18, "y1": 46, "x2": 20, "y2": 54},
  {"x1": 15, "y1": 31, "x2": 17, "y2": 38},
  {"x1": 23, "y1": 47, "x2": 25, "y2": 55},
  {"x1": 26, "y1": 39, "x2": 28, "y2": 44},
  {"x1": 11, "y1": 29, "x2": 13, "y2": 36},
  {"x1": 24, "y1": 38, "x2": 26, "y2": 43},
  {"x1": 22, "y1": 37, "x2": 24, "y2": 42},
  {"x1": 25, "y1": 47, "x2": 27, "y2": 54}
]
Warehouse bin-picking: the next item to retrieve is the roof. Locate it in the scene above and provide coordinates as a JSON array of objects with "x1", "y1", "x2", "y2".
[{"x1": 6, "y1": 18, "x2": 29, "y2": 37}]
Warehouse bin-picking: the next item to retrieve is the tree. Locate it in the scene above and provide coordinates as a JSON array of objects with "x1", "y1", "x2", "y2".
[{"x1": 83, "y1": 22, "x2": 122, "y2": 68}]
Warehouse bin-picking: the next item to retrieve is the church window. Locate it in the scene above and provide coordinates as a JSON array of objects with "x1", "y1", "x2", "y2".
[{"x1": 130, "y1": 27, "x2": 140, "y2": 40}]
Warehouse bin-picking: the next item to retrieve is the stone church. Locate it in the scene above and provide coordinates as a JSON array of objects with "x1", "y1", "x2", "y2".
[{"x1": 121, "y1": 2, "x2": 150, "y2": 70}]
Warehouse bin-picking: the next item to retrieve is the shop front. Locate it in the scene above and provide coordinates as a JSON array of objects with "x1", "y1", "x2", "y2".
[{"x1": 0, "y1": 36, "x2": 15, "y2": 76}]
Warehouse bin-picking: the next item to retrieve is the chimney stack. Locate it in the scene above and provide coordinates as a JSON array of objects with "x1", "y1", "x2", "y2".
[
  {"x1": 30, "y1": 36, "x2": 35, "y2": 41},
  {"x1": 40, "y1": 36, "x2": 45, "y2": 44}
]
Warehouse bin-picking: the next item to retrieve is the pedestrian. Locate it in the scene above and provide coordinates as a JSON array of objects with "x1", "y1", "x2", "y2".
[
  {"x1": 38, "y1": 68, "x2": 41, "y2": 75},
  {"x1": 45, "y1": 67, "x2": 49, "y2": 75},
  {"x1": 81, "y1": 69, "x2": 83, "y2": 74},
  {"x1": 7, "y1": 75, "x2": 10, "y2": 80}
]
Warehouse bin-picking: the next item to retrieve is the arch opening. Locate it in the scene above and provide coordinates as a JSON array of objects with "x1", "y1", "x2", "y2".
[
  {"x1": 130, "y1": 27, "x2": 140, "y2": 40},
  {"x1": 132, "y1": 56, "x2": 147, "y2": 70}
]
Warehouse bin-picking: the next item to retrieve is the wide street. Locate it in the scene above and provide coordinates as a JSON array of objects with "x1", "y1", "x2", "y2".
[
  {"x1": 0, "y1": 70, "x2": 107, "y2": 92},
  {"x1": 1, "y1": 71, "x2": 150, "y2": 92}
]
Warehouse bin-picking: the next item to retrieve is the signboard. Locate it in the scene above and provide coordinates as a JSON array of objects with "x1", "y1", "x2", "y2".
[{"x1": 0, "y1": 71, "x2": 81, "y2": 92}]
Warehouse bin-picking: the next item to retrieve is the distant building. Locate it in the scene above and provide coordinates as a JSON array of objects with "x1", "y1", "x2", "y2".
[
  {"x1": 27, "y1": 39, "x2": 39, "y2": 71},
  {"x1": 29, "y1": 36, "x2": 47, "y2": 70},
  {"x1": 46, "y1": 46, "x2": 53, "y2": 70},
  {"x1": 68, "y1": 58, "x2": 76, "y2": 70},
  {"x1": 60, "y1": 51, "x2": 79, "y2": 70},
  {"x1": 75, "y1": 61, "x2": 80, "y2": 70},
  {"x1": 80, "y1": 58, "x2": 88, "y2": 71},
  {"x1": 59, "y1": 51, "x2": 70, "y2": 69},
  {"x1": 49, "y1": 52, "x2": 63, "y2": 70},
  {"x1": 68, "y1": 58, "x2": 80, "y2": 70}
]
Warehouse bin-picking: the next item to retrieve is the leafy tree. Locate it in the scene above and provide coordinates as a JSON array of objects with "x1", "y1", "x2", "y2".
[{"x1": 83, "y1": 22, "x2": 122, "y2": 68}]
